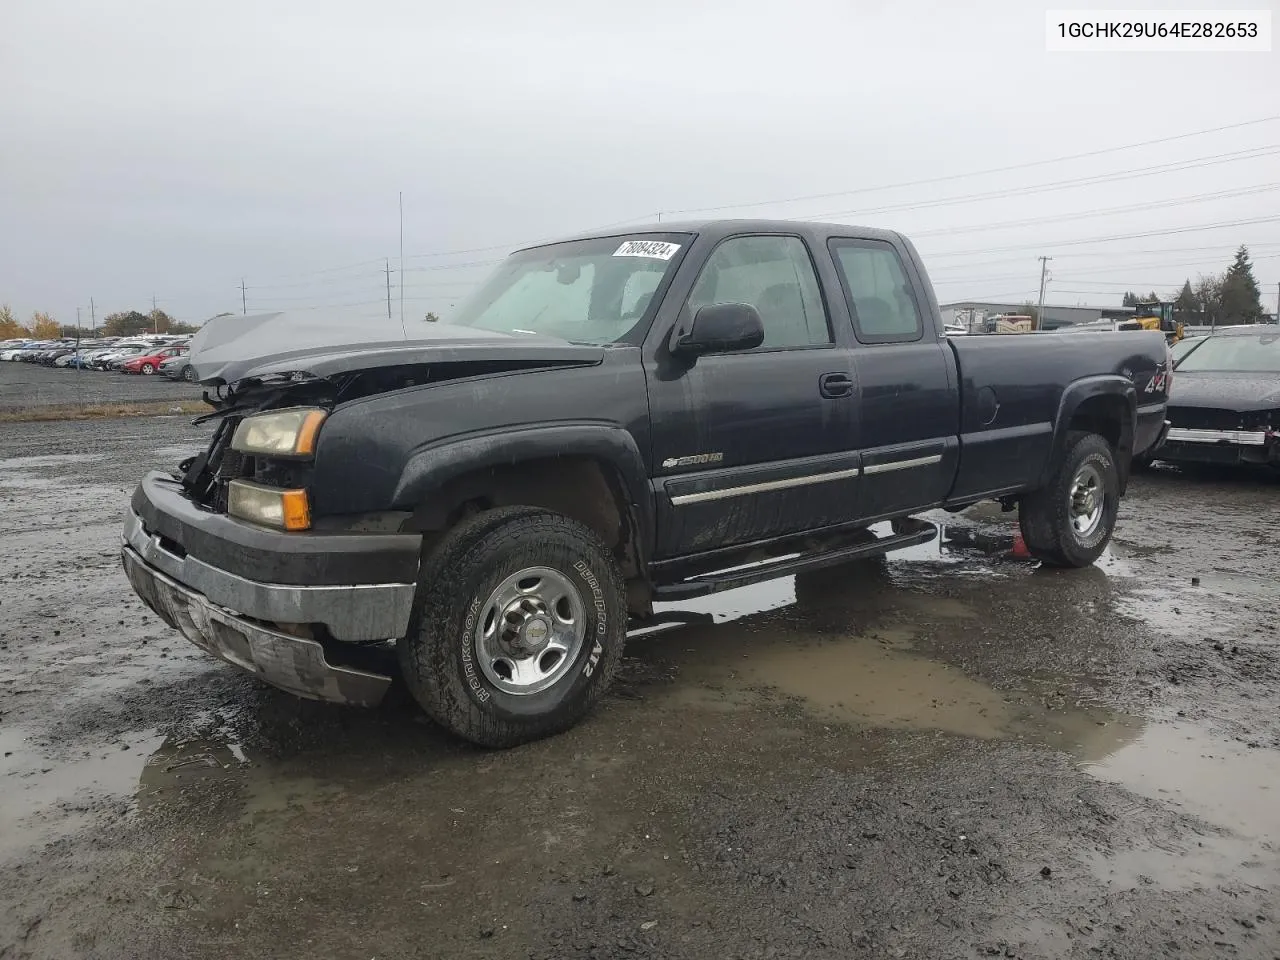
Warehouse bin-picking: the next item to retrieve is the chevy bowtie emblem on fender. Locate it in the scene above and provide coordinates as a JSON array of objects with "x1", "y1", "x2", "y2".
[{"x1": 662, "y1": 452, "x2": 724, "y2": 469}]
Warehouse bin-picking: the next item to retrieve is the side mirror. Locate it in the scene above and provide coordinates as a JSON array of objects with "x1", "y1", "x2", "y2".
[{"x1": 671, "y1": 303, "x2": 765, "y2": 358}]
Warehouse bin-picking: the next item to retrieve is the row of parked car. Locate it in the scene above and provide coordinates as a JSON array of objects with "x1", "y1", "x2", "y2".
[{"x1": 0, "y1": 335, "x2": 196, "y2": 380}]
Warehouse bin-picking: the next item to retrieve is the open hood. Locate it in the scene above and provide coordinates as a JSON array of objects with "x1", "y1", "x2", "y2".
[{"x1": 187, "y1": 308, "x2": 603, "y2": 385}]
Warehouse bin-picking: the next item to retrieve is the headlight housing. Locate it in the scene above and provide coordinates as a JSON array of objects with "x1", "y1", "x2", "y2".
[
  {"x1": 227, "y1": 480, "x2": 311, "y2": 531},
  {"x1": 231, "y1": 407, "x2": 327, "y2": 457}
]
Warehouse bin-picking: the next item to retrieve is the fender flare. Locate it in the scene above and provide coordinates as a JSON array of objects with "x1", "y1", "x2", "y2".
[
  {"x1": 391, "y1": 422, "x2": 655, "y2": 567},
  {"x1": 1040, "y1": 375, "x2": 1136, "y2": 487}
]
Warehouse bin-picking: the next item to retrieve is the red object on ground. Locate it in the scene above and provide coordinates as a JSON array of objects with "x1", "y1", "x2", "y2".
[{"x1": 1011, "y1": 530, "x2": 1031, "y2": 559}]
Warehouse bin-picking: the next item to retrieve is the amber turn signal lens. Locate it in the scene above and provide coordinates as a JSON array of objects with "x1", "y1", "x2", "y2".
[
  {"x1": 280, "y1": 489, "x2": 311, "y2": 531},
  {"x1": 294, "y1": 410, "x2": 327, "y2": 456}
]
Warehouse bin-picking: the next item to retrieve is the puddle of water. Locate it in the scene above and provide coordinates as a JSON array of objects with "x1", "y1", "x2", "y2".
[
  {"x1": 651, "y1": 576, "x2": 796, "y2": 625},
  {"x1": 135, "y1": 735, "x2": 347, "y2": 825},
  {"x1": 0, "y1": 725, "x2": 164, "y2": 862},
  {"x1": 135, "y1": 737, "x2": 251, "y2": 811},
  {"x1": 640, "y1": 615, "x2": 1143, "y2": 760},
  {"x1": 1082, "y1": 723, "x2": 1280, "y2": 889},
  {"x1": 1116, "y1": 582, "x2": 1244, "y2": 637},
  {"x1": 1086, "y1": 723, "x2": 1280, "y2": 838}
]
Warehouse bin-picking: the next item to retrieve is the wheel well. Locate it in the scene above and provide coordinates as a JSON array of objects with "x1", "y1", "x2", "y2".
[
  {"x1": 1067, "y1": 394, "x2": 1131, "y2": 454},
  {"x1": 405, "y1": 456, "x2": 643, "y2": 578}
]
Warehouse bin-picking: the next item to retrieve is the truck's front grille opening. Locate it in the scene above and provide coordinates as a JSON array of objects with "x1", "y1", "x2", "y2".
[{"x1": 181, "y1": 414, "x2": 243, "y2": 508}]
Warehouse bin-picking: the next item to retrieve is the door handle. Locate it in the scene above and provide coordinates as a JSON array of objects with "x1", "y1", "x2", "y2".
[{"x1": 819, "y1": 372, "x2": 854, "y2": 399}]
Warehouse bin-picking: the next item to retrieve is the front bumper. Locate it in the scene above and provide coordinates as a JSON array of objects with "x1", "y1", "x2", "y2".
[
  {"x1": 121, "y1": 471, "x2": 424, "y2": 706},
  {"x1": 122, "y1": 548, "x2": 392, "y2": 706},
  {"x1": 1156, "y1": 427, "x2": 1279, "y2": 465}
]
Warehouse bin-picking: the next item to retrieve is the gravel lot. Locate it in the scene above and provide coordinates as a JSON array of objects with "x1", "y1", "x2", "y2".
[
  {"x1": 0, "y1": 360, "x2": 202, "y2": 412},
  {"x1": 1, "y1": 416, "x2": 1278, "y2": 960}
]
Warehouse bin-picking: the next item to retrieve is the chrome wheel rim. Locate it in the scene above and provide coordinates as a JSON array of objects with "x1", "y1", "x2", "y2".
[
  {"x1": 1068, "y1": 463, "x2": 1104, "y2": 538},
  {"x1": 474, "y1": 566, "x2": 586, "y2": 696}
]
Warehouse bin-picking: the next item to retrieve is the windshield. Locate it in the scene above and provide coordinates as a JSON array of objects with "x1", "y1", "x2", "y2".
[
  {"x1": 450, "y1": 234, "x2": 689, "y2": 344},
  {"x1": 1175, "y1": 334, "x2": 1280, "y2": 373},
  {"x1": 1170, "y1": 337, "x2": 1205, "y2": 363}
]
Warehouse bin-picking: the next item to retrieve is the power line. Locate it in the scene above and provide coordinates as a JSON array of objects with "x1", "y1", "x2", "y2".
[
  {"x1": 401, "y1": 258, "x2": 506, "y2": 274},
  {"x1": 925, "y1": 241, "x2": 1280, "y2": 275},
  {"x1": 138, "y1": 120, "x2": 1280, "y2": 305},
  {"x1": 806, "y1": 145, "x2": 1280, "y2": 222},
  {"x1": 661, "y1": 114, "x2": 1280, "y2": 217},
  {"x1": 237, "y1": 140, "x2": 1280, "y2": 284},
  {"x1": 398, "y1": 212, "x2": 661, "y2": 262},
  {"x1": 908, "y1": 183, "x2": 1280, "y2": 240},
  {"x1": 129, "y1": 114, "x2": 1280, "y2": 311},
  {"x1": 922, "y1": 216, "x2": 1280, "y2": 259}
]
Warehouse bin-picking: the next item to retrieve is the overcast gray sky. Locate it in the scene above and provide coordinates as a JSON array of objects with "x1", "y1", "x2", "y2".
[{"x1": 2, "y1": 0, "x2": 1278, "y2": 329}]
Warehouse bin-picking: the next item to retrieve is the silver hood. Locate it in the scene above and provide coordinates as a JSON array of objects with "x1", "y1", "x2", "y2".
[{"x1": 187, "y1": 309, "x2": 590, "y2": 385}]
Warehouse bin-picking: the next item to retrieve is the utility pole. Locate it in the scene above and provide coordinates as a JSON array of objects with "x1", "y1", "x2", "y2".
[
  {"x1": 152, "y1": 293, "x2": 158, "y2": 333},
  {"x1": 90, "y1": 297, "x2": 96, "y2": 336},
  {"x1": 1036, "y1": 256, "x2": 1053, "y2": 330},
  {"x1": 399, "y1": 191, "x2": 406, "y2": 336},
  {"x1": 76, "y1": 306, "x2": 81, "y2": 335},
  {"x1": 384, "y1": 258, "x2": 393, "y2": 319}
]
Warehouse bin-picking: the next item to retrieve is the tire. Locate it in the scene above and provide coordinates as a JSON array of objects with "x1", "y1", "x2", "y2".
[
  {"x1": 182, "y1": 365, "x2": 195, "y2": 382},
  {"x1": 398, "y1": 506, "x2": 626, "y2": 748},
  {"x1": 1018, "y1": 431, "x2": 1119, "y2": 568},
  {"x1": 141, "y1": 363, "x2": 155, "y2": 375}
]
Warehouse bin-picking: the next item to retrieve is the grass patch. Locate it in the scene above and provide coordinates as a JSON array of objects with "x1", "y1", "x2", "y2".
[{"x1": 0, "y1": 400, "x2": 210, "y2": 423}]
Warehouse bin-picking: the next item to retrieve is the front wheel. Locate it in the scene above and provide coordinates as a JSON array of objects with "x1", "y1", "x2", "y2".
[
  {"x1": 1018, "y1": 431, "x2": 1119, "y2": 568},
  {"x1": 140, "y1": 363, "x2": 155, "y2": 375},
  {"x1": 398, "y1": 507, "x2": 626, "y2": 748},
  {"x1": 181, "y1": 365, "x2": 195, "y2": 382}
]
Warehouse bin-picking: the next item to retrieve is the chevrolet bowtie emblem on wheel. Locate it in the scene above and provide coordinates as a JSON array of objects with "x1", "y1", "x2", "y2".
[{"x1": 662, "y1": 452, "x2": 724, "y2": 469}]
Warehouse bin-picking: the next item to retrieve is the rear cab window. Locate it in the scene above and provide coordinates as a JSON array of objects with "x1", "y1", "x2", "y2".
[{"x1": 828, "y1": 239, "x2": 924, "y2": 344}]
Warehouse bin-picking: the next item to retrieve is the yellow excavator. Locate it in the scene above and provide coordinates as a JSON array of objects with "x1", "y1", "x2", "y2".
[{"x1": 1124, "y1": 300, "x2": 1183, "y2": 344}]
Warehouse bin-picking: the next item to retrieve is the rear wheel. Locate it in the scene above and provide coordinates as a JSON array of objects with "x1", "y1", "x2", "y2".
[
  {"x1": 140, "y1": 362, "x2": 155, "y2": 375},
  {"x1": 398, "y1": 507, "x2": 626, "y2": 748},
  {"x1": 1019, "y1": 431, "x2": 1119, "y2": 568}
]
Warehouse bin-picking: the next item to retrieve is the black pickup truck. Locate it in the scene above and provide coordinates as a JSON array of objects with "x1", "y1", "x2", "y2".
[{"x1": 121, "y1": 219, "x2": 1171, "y2": 747}]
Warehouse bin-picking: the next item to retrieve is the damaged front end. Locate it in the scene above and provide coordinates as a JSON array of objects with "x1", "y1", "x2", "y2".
[{"x1": 125, "y1": 312, "x2": 607, "y2": 706}]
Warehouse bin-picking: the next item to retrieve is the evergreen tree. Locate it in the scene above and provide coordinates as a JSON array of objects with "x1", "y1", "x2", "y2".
[
  {"x1": 1173, "y1": 280, "x2": 1197, "y2": 313},
  {"x1": 1219, "y1": 245, "x2": 1263, "y2": 323}
]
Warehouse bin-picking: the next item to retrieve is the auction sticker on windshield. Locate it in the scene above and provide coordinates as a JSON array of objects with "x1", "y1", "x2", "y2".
[{"x1": 613, "y1": 240, "x2": 681, "y2": 260}]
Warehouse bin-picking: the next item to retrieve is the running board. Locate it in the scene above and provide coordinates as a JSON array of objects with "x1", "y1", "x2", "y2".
[{"x1": 653, "y1": 518, "x2": 938, "y2": 601}]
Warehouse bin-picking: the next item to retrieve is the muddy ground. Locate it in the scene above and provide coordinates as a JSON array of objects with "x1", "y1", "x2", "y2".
[
  {"x1": 1, "y1": 416, "x2": 1278, "y2": 960},
  {"x1": 0, "y1": 361, "x2": 200, "y2": 412}
]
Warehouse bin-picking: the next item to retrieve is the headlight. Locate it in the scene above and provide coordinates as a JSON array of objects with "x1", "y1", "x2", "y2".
[
  {"x1": 227, "y1": 480, "x2": 311, "y2": 531},
  {"x1": 231, "y1": 407, "x2": 327, "y2": 457}
]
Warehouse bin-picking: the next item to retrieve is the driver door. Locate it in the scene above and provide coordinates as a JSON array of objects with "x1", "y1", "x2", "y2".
[{"x1": 644, "y1": 234, "x2": 861, "y2": 559}]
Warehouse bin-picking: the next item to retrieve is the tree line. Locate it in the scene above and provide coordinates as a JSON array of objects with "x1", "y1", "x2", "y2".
[
  {"x1": 0, "y1": 305, "x2": 202, "y2": 340},
  {"x1": 1122, "y1": 245, "x2": 1267, "y2": 325}
]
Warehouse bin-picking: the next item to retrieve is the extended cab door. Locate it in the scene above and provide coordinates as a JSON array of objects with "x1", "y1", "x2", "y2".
[
  {"x1": 827, "y1": 238, "x2": 960, "y2": 521},
  {"x1": 644, "y1": 233, "x2": 861, "y2": 559}
]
